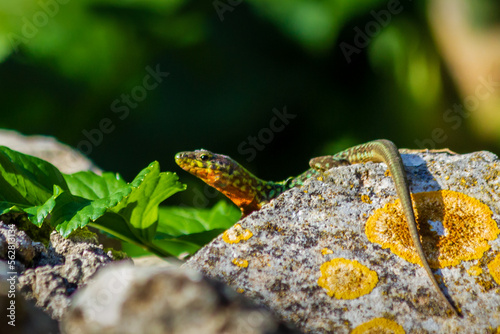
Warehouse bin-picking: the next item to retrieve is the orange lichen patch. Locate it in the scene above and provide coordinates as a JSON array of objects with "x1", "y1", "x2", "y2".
[
  {"x1": 321, "y1": 248, "x2": 333, "y2": 255},
  {"x1": 467, "y1": 265, "x2": 483, "y2": 276},
  {"x1": 317, "y1": 258, "x2": 378, "y2": 299},
  {"x1": 232, "y1": 258, "x2": 249, "y2": 268},
  {"x1": 352, "y1": 318, "x2": 405, "y2": 334},
  {"x1": 361, "y1": 194, "x2": 372, "y2": 204},
  {"x1": 222, "y1": 224, "x2": 253, "y2": 244},
  {"x1": 487, "y1": 253, "x2": 500, "y2": 284},
  {"x1": 366, "y1": 190, "x2": 499, "y2": 268}
]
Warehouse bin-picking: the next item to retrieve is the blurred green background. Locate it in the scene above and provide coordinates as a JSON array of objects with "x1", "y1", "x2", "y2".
[{"x1": 1, "y1": 0, "x2": 500, "y2": 207}]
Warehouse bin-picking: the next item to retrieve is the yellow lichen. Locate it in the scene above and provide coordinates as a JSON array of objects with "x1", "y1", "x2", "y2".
[
  {"x1": 232, "y1": 258, "x2": 249, "y2": 268},
  {"x1": 488, "y1": 253, "x2": 500, "y2": 284},
  {"x1": 366, "y1": 190, "x2": 499, "y2": 268},
  {"x1": 222, "y1": 224, "x2": 253, "y2": 244},
  {"x1": 361, "y1": 194, "x2": 372, "y2": 204},
  {"x1": 317, "y1": 258, "x2": 378, "y2": 299},
  {"x1": 467, "y1": 265, "x2": 483, "y2": 276},
  {"x1": 352, "y1": 318, "x2": 405, "y2": 334},
  {"x1": 321, "y1": 248, "x2": 333, "y2": 255}
]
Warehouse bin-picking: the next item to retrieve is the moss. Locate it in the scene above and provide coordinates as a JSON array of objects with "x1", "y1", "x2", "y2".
[
  {"x1": 67, "y1": 226, "x2": 98, "y2": 243},
  {"x1": 366, "y1": 190, "x2": 499, "y2": 268},
  {"x1": 317, "y1": 258, "x2": 378, "y2": 300},
  {"x1": 14, "y1": 215, "x2": 53, "y2": 246},
  {"x1": 222, "y1": 224, "x2": 253, "y2": 244},
  {"x1": 351, "y1": 317, "x2": 405, "y2": 334},
  {"x1": 104, "y1": 248, "x2": 129, "y2": 260},
  {"x1": 488, "y1": 253, "x2": 500, "y2": 284}
]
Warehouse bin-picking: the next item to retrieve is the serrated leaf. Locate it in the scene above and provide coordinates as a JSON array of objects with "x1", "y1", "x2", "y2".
[
  {"x1": 64, "y1": 171, "x2": 128, "y2": 200},
  {"x1": 110, "y1": 162, "x2": 186, "y2": 242},
  {"x1": 0, "y1": 147, "x2": 200, "y2": 258},
  {"x1": 0, "y1": 146, "x2": 68, "y2": 205}
]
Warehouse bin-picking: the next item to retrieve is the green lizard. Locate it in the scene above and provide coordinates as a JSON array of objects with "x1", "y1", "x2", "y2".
[{"x1": 175, "y1": 139, "x2": 459, "y2": 316}]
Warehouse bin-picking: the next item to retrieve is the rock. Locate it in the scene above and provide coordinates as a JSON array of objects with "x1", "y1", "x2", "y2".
[
  {"x1": 0, "y1": 220, "x2": 120, "y2": 320},
  {"x1": 0, "y1": 262, "x2": 60, "y2": 334},
  {"x1": 0, "y1": 128, "x2": 101, "y2": 174},
  {"x1": 184, "y1": 151, "x2": 500, "y2": 333},
  {"x1": 0, "y1": 130, "x2": 129, "y2": 325},
  {"x1": 61, "y1": 262, "x2": 299, "y2": 334},
  {"x1": 0, "y1": 219, "x2": 43, "y2": 272}
]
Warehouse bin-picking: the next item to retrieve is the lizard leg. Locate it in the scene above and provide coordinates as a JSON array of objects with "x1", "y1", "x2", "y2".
[{"x1": 310, "y1": 139, "x2": 459, "y2": 316}]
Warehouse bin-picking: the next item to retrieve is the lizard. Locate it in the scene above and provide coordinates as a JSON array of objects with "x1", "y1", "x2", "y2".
[{"x1": 175, "y1": 139, "x2": 459, "y2": 316}]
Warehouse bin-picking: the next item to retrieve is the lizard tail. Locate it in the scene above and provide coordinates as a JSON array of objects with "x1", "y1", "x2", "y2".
[{"x1": 366, "y1": 140, "x2": 460, "y2": 316}]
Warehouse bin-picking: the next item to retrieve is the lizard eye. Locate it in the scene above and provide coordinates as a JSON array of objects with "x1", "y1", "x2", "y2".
[{"x1": 200, "y1": 154, "x2": 209, "y2": 161}]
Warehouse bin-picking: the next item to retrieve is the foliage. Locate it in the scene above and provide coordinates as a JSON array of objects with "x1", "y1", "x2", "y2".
[
  {"x1": 0, "y1": 146, "x2": 239, "y2": 258},
  {"x1": 1, "y1": 0, "x2": 498, "y2": 210}
]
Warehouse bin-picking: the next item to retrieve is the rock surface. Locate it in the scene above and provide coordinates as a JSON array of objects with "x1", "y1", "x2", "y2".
[
  {"x1": 61, "y1": 262, "x2": 299, "y2": 334},
  {"x1": 0, "y1": 221, "x2": 119, "y2": 321},
  {"x1": 0, "y1": 128, "x2": 101, "y2": 174},
  {"x1": 0, "y1": 261, "x2": 60, "y2": 334},
  {"x1": 184, "y1": 151, "x2": 500, "y2": 333}
]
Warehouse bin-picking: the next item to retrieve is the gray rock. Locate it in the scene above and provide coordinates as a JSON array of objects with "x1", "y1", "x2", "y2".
[
  {"x1": 0, "y1": 220, "x2": 43, "y2": 274},
  {"x1": 184, "y1": 151, "x2": 500, "y2": 333},
  {"x1": 0, "y1": 128, "x2": 101, "y2": 174},
  {"x1": 0, "y1": 221, "x2": 120, "y2": 320},
  {"x1": 61, "y1": 262, "x2": 299, "y2": 334},
  {"x1": 0, "y1": 262, "x2": 60, "y2": 334}
]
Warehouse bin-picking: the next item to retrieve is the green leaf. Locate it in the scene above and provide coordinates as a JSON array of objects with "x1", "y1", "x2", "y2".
[
  {"x1": 0, "y1": 146, "x2": 68, "y2": 206},
  {"x1": 0, "y1": 146, "x2": 236, "y2": 259},
  {"x1": 64, "y1": 171, "x2": 128, "y2": 200},
  {"x1": 157, "y1": 200, "x2": 240, "y2": 236},
  {"x1": 110, "y1": 162, "x2": 186, "y2": 242},
  {"x1": 53, "y1": 162, "x2": 185, "y2": 242},
  {"x1": 0, "y1": 147, "x2": 186, "y2": 256},
  {"x1": 121, "y1": 238, "x2": 200, "y2": 258}
]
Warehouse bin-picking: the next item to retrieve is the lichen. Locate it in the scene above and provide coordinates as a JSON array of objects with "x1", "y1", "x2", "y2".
[
  {"x1": 361, "y1": 194, "x2": 372, "y2": 204},
  {"x1": 317, "y1": 258, "x2": 378, "y2": 299},
  {"x1": 321, "y1": 247, "x2": 333, "y2": 255},
  {"x1": 487, "y1": 253, "x2": 500, "y2": 284},
  {"x1": 467, "y1": 265, "x2": 483, "y2": 276},
  {"x1": 222, "y1": 224, "x2": 253, "y2": 244},
  {"x1": 366, "y1": 190, "x2": 499, "y2": 268},
  {"x1": 351, "y1": 317, "x2": 405, "y2": 334},
  {"x1": 232, "y1": 258, "x2": 249, "y2": 268}
]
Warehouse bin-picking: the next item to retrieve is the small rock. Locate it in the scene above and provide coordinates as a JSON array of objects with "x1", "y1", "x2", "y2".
[{"x1": 61, "y1": 262, "x2": 300, "y2": 334}]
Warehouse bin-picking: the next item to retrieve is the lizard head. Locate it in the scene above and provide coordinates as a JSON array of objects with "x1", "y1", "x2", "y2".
[
  {"x1": 175, "y1": 149, "x2": 263, "y2": 215},
  {"x1": 175, "y1": 149, "x2": 238, "y2": 185}
]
